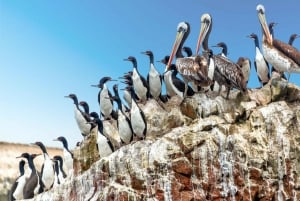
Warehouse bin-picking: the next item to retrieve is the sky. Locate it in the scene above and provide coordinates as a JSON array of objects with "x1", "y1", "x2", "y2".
[{"x1": 0, "y1": 0, "x2": 299, "y2": 149}]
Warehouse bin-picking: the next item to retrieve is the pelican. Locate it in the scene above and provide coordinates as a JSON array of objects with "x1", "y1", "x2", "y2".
[
  {"x1": 196, "y1": 13, "x2": 247, "y2": 98},
  {"x1": 165, "y1": 21, "x2": 212, "y2": 98},
  {"x1": 256, "y1": 4, "x2": 300, "y2": 79}
]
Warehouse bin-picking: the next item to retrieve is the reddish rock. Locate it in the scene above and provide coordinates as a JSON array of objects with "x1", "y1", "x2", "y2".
[{"x1": 172, "y1": 157, "x2": 193, "y2": 176}]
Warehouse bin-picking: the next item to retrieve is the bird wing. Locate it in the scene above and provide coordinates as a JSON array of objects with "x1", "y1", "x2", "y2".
[{"x1": 273, "y1": 39, "x2": 300, "y2": 65}]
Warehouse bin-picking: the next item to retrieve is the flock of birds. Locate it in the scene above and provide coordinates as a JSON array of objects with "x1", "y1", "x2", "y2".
[{"x1": 8, "y1": 4, "x2": 300, "y2": 200}]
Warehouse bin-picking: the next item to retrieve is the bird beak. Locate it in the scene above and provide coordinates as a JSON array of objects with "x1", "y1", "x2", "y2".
[
  {"x1": 166, "y1": 28, "x2": 186, "y2": 71},
  {"x1": 64, "y1": 95, "x2": 70, "y2": 98},
  {"x1": 257, "y1": 6, "x2": 272, "y2": 45},
  {"x1": 91, "y1": 84, "x2": 99, "y2": 87},
  {"x1": 195, "y1": 16, "x2": 210, "y2": 55}
]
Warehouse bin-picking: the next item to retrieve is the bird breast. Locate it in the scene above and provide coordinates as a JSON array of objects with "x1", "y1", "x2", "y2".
[
  {"x1": 130, "y1": 101, "x2": 146, "y2": 138},
  {"x1": 97, "y1": 132, "x2": 113, "y2": 157},
  {"x1": 100, "y1": 86, "x2": 113, "y2": 116},
  {"x1": 132, "y1": 68, "x2": 148, "y2": 101},
  {"x1": 117, "y1": 110, "x2": 132, "y2": 144}
]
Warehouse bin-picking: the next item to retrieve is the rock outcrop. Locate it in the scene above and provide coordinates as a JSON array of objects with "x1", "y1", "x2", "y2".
[{"x1": 21, "y1": 78, "x2": 300, "y2": 201}]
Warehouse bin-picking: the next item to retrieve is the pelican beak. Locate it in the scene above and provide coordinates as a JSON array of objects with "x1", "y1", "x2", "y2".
[
  {"x1": 196, "y1": 14, "x2": 210, "y2": 55},
  {"x1": 257, "y1": 5, "x2": 272, "y2": 45},
  {"x1": 165, "y1": 28, "x2": 186, "y2": 72}
]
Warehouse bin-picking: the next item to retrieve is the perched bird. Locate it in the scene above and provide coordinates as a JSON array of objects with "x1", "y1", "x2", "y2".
[
  {"x1": 124, "y1": 56, "x2": 149, "y2": 103},
  {"x1": 237, "y1": 57, "x2": 251, "y2": 85},
  {"x1": 79, "y1": 101, "x2": 90, "y2": 115},
  {"x1": 166, "y1": 21, "x2": 212, "y2": 97},
  {"x1": 91, "y1": 76, "x2": 117, "y2": 120},
  {"x1": 196, "y1": 13, "x2": 247, "y2": 98},
  {"x1": 110, "y1": 94, "x2": 133, "y2": 145},
  {"x1": 248, "y1": 33, "x2": 270, "y2": 86},
  {"x1": 127, "y1": 86, "x2": 147, "y2": 140},
  {"x1": 212, "y1": 42, "x2": 228, "y2": 57},
  {"x1": 52, "y1": 155, "x2": 67, "y2": 186},
  {"x1": 9, "y1": 160, "x2": 26, "y2": 201},
  {"x1": 182, "y1": 46, "x2": 193, "y2": 57},
  {"x1": 89, "y1": 112, "x2": 114, "y2": 157},
  {"x1": 53, "y1": 136, "x2": 73, "y2": 176},
  {"x1": 159, "y1": 56, "x2": 195, "y2": 99},
  {"x1": 65, "y1": 94, "x2": 91, "y2": 137},
  {"x1": 141, "y1": 50, "x2": 162, "y2": 100},
  {"x1": 288, "y1": 34, "x2": 299, "y2": 46},
  {"x1": 256, "y1": 4, "x2": 300, "y2": 79},
  {"x1": 33, "y1": 141, "x2": 55, "y2": 191},
  {"x1": 112, "y1": 84, "x2": 129, "y2": 114},
  {"x1": 16, "y1": 153, "x2": 43, "y2": 199}
]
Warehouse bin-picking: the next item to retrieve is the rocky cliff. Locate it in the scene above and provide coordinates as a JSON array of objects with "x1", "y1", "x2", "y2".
[{"x1": 21, "y1": 77, "x2": 300, "y2": 201}]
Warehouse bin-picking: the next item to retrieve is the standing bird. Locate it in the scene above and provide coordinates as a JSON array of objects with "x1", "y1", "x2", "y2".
[
  {"x1": 65, "y1": 94, "x2": 91, "y2": 137},
  {"x1": 89, "y1": 112, "x2": 114, "y2": 158},
  {"x1": 165, "y1": 21, "x2": 212, "y2": 97},
  {"x1": 53, "y1": 136, "x2": 73, "y2": 176},
  {"x1": 288, "y1": 34, "x2": 299, "y2": 46},
  {"x1": 112, "y1": 84, "x2": 129, "y2": 114},
  {"x1": 9, "y1": 160, "x2": 26, "y2": 201},
  {"x1": 141, "y1": 50, "x2": 162, "y2": 100},
  {"x1": 256, "y1": 4, "x2": 300, "y2": 79},
  {"x1": 91, "y1": 77, "x2": 117, "y2": 120},
  {"x1": 16, "y1": 153, "x2": 43, "y2": 199},
  {"x1": 248, "y1": 33, "x2": 270, "y2": 86},
  {"x1": 212, "y1": 42, "x2": 228, "y2": 57},
  {"x1": 237, "y1": 57, "x2": 251, "y2": 85},
  {"x1": 128, "y1": 86, "x2": 147, "y2": 140},
  {"x1": 196, "y1": 13, "x2": 247, "y2": 98},
  {"x1": 52, "y1": 155, "x2": 67, "y2": 186},
  {"x1": 159, "y1": 56, "x2": 195, "y2": 99},
  {"x1": 110, "y1": 93, "x2": 133, "y2": 145},
  {"x1": 33, "y1": 141, "x2": 55, "y2": 191},
  {"x1": 182, "y1": 46, "x2": 193, "y2": 57},
  {"x1": 124, "y1": 56, "x2": 149, "y2": 103}
]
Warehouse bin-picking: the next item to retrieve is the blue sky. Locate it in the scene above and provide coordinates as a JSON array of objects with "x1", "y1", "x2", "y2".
[{"x1": 0, "y1": 0, "x2": 299, "y2": 148}]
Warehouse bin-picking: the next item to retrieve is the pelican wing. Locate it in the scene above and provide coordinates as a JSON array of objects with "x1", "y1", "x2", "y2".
[{"x1": 273, "y1": 39, "x2": 300, "y2": 65}]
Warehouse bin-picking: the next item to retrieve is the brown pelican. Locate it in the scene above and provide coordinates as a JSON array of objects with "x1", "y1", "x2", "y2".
[
  {"x1": 165, "y1": 21, "x2": 212, "y2": 97},
  {"x1": 248, "y1": 33, "x2": 270, "y2": 86},
  {"x1": 196, "y1": 13, "x2": 247, "y2": 98},
  {"x1": 288, "y1": 34, "x2": 299, "y2": 46},
  {"x1": 256, "y1": 4, "x2": 300, "y2": 79}
]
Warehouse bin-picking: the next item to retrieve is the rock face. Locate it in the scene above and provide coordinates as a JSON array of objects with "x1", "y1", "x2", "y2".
[{"x1": 24, "y1": 79, "x2": 300, "y2": 201}]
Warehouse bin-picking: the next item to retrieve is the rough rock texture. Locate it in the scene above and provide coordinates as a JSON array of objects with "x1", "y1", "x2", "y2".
[{"x1": 25, "y1": 79, "x2": 300, "y2": 201}]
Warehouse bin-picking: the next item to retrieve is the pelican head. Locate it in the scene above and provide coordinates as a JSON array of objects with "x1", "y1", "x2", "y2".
[
  {"x1": 256, "y1": 4, "x2": 272, "y2": 45},
  {"x1": 165, "y1": 21, "x2": 190, "y2": 72},
  {"x1": 196, "y1": 13, "x2": 212, "y2": 55}
]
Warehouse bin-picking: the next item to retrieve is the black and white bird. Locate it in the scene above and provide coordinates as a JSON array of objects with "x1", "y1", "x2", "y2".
[
  {"x1": 248, "y1": 33, "x2": 270, "y2": 86},
  {"x1": 52, "y1": 155, "x2": 67, "y2": 187},
  {"x1": 53, "y1": 136, "x2": 73, "y2": 176},
  {"x1": 141, "y1": 50, "x2": 162, "y2": 100},
  {"x1": 65, "y1": 94, "x2": 91, "y2": 137},
  {"x1": 91, "y1": 76, "x2": 117, "y2": 120},
  {"x1": 124, "y1": 56, "x2": 149, "y2": 103},
  {"x1": 159, "y1": 56, "x2": 195, "y2": 99},
  {"x1": 182, "y1": 46, "x2": 193, "y2": 57},
  {"x1": 288, "y1": 34, "x2": 299, "y2": 46},
  {"x1": 110, "y1": 94, "x2": 133, "y2": 145},
  {"x1": 33, "y1": 141, "x2": 55, "y2": 191},
  {"x1": 16, "y1": 153, "x2": 43, "y2": 199},
  {"x1": 89, "y1": 112, "x2": 114, "y2": 158},
  {"x1": 213, "y1": 42, "x2": 228, "y2": 57},
  {"x1": 112, "y1": 84, "x2": 129, "y2": 114},
  {"x1": 9, "y1": 160, "x2": 26, "y2": 201},
  {"x1": 127, "y1": 86, "x2": 147, "y2": 140}
]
